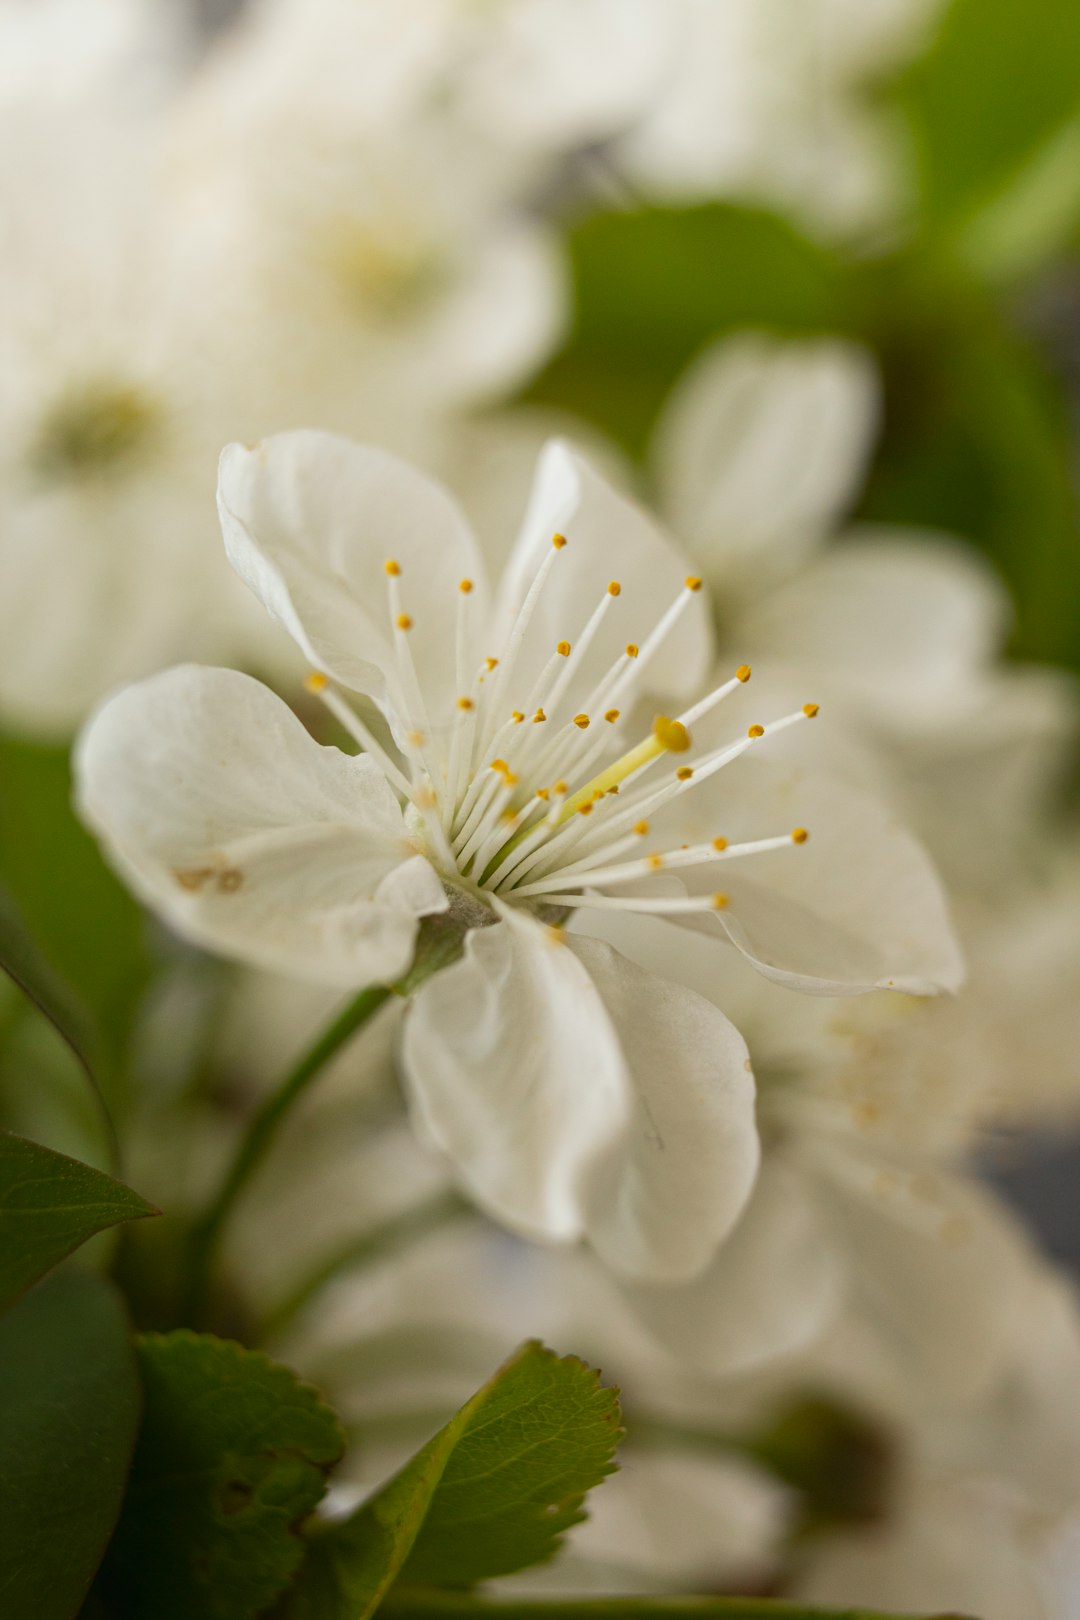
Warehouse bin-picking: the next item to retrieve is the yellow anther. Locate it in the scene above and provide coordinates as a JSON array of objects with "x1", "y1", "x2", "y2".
[
  {"x1": 485, "y1": 657, "x2": 499, "y2": 671},
  {"x1": 748, "y1": 724, "x2": 765, "y2": 739},
  {"x1": 511, "y1": 710, "x2": 525, "y2": 724},
  {"x1": 457, "y1": 696, "x2": 474, "y2": 711},
  {"x1": 803, "y1": 702, "x2": 820, "y2": 718},
  {"x1": 500, "y1": 808, "x2": 518, "y2": 823},
  {"x1": 532, "y1": 708, "x2": 547, "y2": 724},
  {"x1": 646, "y1": 853, "x2": 664, "y2": 870},
  {"x1": 557, "y1": 640, "x2": 572, "y2": 657},
  {"x1": 685, "y1": 575, "x2": 703, "y2": 591},
  {"x1": 490, "y1": 758, "x2": 509, "y2": 773},
  {"x1": 407, "y1": 730, "x2": 424, "y2": 748},
  {"x1": 653, "y1": 715, "x2": 692, "y2": 753},
  {"x1": 606, "y1": 784, "x2": 619, "y2": 795},
  {"x1": 577, "y1": 801, "x2": 594, "y2": 816},
  {"x1": 536, "y1": 787, "x2": 550, "y2": 801},
  {"x1": 791, "y1": 827, "x2": 809, "y2": 844},
  {"x1": 712, "y1": 892, "x2": 730, "y2": 910},
  {"x1": 736, "y1": 664, "x2": 751, "y2": 683},
  {"x1": 553, "y1": 781, "x2": 568, "y2": 796},
  {"x1": 304, "y1": 671, "x2": 328, "y2": 693},
  {"x1": 626, "y1": 643, "x2": 639, "y2": 658},
  {"x1": 503, "y1": 771, "x2": 520, "y2": 786},
  {"x1": 604, "y1": 708, "x2": 620, "y2": 723},
  {"x1": 634, "y1": 820, "x2": 650, "y2": 836},
  {"x1": 459, "y1": 577, "x2": 473, "y2": 594},
  {"x1": 591, "y1": 788, "x2": 604, "y2": 801},
  {"x1": 552, "y1": 532, "x2": 567, "y2": 549},
  {"x1": 573, "y1": 713, "x2": 590, "y2": 729},
  {"x1": 608, "y1": 580, "x2": 621, "y2": 596},
  {"x1": 712, "y1": 836, "x2": 728, "y2": 852},
  {"x1": 395, "y1": 612, "x2": 413, "y2": 631},
  {"x1": 676, "y1": 766, "x2": 694, "y2": 781},
  {"x1": 547, "y1": 924, "x2": 565, "y2": 945},
  {"x1": 384, "y1": 559, "x2": 401, "y2": 576}
]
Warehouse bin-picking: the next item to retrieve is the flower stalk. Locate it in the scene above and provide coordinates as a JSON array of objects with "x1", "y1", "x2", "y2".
[{"x1": 183, "y1": 981, "x2": 393, "y2": 1321}]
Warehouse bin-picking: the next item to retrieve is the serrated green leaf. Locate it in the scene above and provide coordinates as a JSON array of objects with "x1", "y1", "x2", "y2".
[
  {"x1": 0, "y1": 1130, "x2": 158, "y2": 1312},
  {"x1": 97, "y1": 1331, "x2": 345, "y2": 1620},
  {"x1": 287, "y1": 1341, "x2": 621, "y2": 1620},
  {"x1": 0, "y1": 1270, "x2": 140, "y2": 1620},
  {"x1": 524, "y1": 204, "x2": 847, "y2": 459},
  {"x1": 897, "y1": 0, "x2": 1080, "y2": 230}
]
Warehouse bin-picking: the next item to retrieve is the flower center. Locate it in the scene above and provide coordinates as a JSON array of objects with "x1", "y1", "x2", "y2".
[
  {"x1": 324, "y1": 215, "x2": 446, "y2": 323},
  {"x1": 30, "y1": 379, "x2": 158, "y2": 483},
  {"x1": 305, "y1": 535, "x2": 818, "y2": 923}
]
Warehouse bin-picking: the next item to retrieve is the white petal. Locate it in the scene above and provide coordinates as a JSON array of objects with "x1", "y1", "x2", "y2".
[
  {"x1": 75, "y1": 664, "x2": 446, "y2": 985},
  {"x1": 740, "y1": 529, "x2": 1010, "y2": 722},
  {"x1": 492, "y1": 440, "x2": 714, "y2": 711},
  {"x1": 400, "y1": 903, "x2": 632, "y2": 1246},
  {"x1": 655, "y1": 757, "x2": 964, "y2": 996},
  {"x1": 619, "y1": 1160, "x2": 845, "y2": 1375},
  {"x1": 570, "y1": 932, "x2": 759, "y2": 1281},
  {"x1": 653, "y1": 332, "x2": 879, "y2": 591},
  {"x1": 809, "y1": 1155, "x2": 1038, "y2": 1404},
  {"x1": 401, "y1": 901, "x2": 759, "y2": 1281},
  {"x1": 795, "y1": 1478, "x2": 1052, "y2": 1620},
  {"x1": 217, "y1": 431, "x2": 490, "y2": 720},
  {"x1": 512, "y1": 1447, "x2": 791, "y2": 1596},
  {"x1": 403, "y1": 223, "x2": 568, "y2": 408}
]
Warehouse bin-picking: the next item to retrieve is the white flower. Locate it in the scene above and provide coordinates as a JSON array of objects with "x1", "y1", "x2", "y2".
[
  {"x1": 77, "y1": 431, "x2": 960, "y2": 1280},
  {"x1": 190, "y1": 0, "x2": 679, "y2": 161},
  {"x1": 616, "y1": 0, "x2": 946, "y2": 236},
  {"x1": 650, "y1": 330, "x2": 1079, "y2": 895}
]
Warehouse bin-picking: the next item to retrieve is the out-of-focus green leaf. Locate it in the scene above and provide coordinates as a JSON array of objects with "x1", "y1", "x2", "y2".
[
  {"x1": 98, "y1": 1331, "x2": 345, "y2": 1620},
  {"x1": 0, "y1": 1130, "x2": 157, "y2": 1312},
  {"x1": 525, "y1": 204, "x2": 848, "y2": 458},
  {"x1": 0, "y1": 734, "x2": 153, "y2": 1082},
  {"x1": 285, "y1": 1341, "x2": 621, "y2": 1620},
  {"x1": 856, "y1": 265, "x2": 1080, "y2": 671},
  {"x1": 0, "y1": 883, "x2": 119, "y2": 1158},
  {"x1": 898, "y1": 0, "x2": 1080, "y2": 229},
  {"x1": 0, "y1": 1270, "x2": 140, "y2": 1620}
]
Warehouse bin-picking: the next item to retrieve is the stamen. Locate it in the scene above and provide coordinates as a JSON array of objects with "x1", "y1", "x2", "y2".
[
  {"x1": 514, "y1": 827, "x2": 807, "y2": 898},
  {"x1": 304, "y1": 673, "x2": 412, "y2": 796},
  {"x1": 485, "y1": 531, "x2": 568, "y2": 720},
  {"x1": 534, "y1": 892, "x2": 734, "y2": 916}
]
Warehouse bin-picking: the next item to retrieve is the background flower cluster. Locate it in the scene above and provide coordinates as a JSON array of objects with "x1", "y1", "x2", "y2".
[{"x1": 2, "y1": 3, "x2": 1080, "y2": 1619}]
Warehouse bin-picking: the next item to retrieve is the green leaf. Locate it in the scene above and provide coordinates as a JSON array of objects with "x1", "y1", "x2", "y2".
[
  {"x1": 0, "y1": 1130, "x2": 158, "y2": 1313},
  {"x1": 855, "y1": 267, "x2": 1080, "y2": 671},
  {"x1": 287, "y1": 1341, "x2": 622, "y2": 1620},
  {"x1": 0, "y1": 733, "x2": 153, "y2": 1084},
  {"x1": 0, "y1": 882, "x2": 120, "y2": 1162},
  {"x1": 525, "y1": 204, "x2": 848, "y2": 458},
  {"x1": 898, "y1": 0, "x2": 1080, "y2": 229},
  {"x1": 98, "y1": 1331, "x2": 346, "y2": 1620},
  {"x1": 0, "y1": 1270, "x2": 140, "y2": 1620}
]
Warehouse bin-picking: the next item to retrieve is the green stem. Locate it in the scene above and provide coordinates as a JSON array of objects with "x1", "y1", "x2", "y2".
[
  {"x1": 257, "y1": 1188, "x2": 471, "y2": 1343},
  {"x1": 381, "y1": 1594, "x2": 970, "y2": 1620},
  {"x1": 184, "y1": 982, "x2": 393, "y2": 1321}
]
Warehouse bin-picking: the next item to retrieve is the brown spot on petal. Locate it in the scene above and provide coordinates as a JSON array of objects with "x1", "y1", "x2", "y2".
[
  {"x1": 217, "y1": 869, "x2": 244, "y2": 894},
  {"x1": 173, "y1": 867, "x2": 214, "y2": 892}
]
